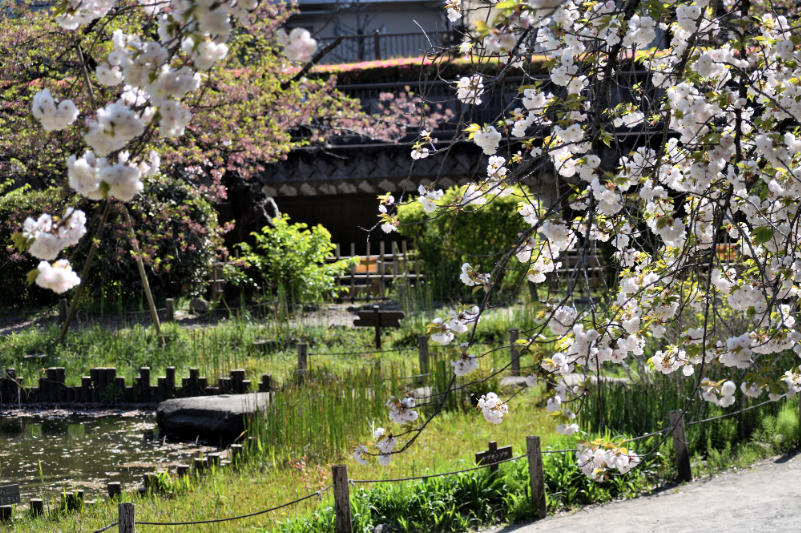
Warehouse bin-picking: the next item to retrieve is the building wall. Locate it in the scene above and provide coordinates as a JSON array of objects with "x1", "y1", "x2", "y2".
[
  {"x1": 274, "y1": 193, "x2": 406, "y2": 254},
  {"x1": 289, "y1": 1, "x2": 449, "y2": 39}
]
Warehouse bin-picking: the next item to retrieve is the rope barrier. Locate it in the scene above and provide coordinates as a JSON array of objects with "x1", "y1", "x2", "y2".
[
  {"x1": 91, "y1": 523, "x2": 119, "y2": 533},
  {"x1": 349, "y1": 454, "x2": 525, "y2": 483},
  {"x1": 310, "y1": 347, "x2": 415, "y2": 356},
  {"x1": 606, "y1": 398, "x2": 780, "y2": 445},
  {"x1": 621, "y1": 427, "x2": 674, "y2": 443},
  {"x1": 541, "y1": 448, "x2": 579, "y2": 454},
  {"x1": 136, "y1": 485, "x2": 333, "y2": 526},
  {"x1": 686, "y1": 398, "x2": 776, "y2": 426}
]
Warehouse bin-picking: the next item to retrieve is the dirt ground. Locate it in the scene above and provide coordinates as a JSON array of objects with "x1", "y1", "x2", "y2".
[
  {"x1": 493, "y1": 451, "x2": 800, "y2": 533},
  {"x1": 0, "y1": 301, "x2": 372, "y2": 337}
]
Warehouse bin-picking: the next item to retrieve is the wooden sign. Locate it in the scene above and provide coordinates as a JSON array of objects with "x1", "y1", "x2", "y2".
[
  {"x1": 475, "y1": 441, "x2": 512, "y2": 473},
  {"x1": 353, "y1": 306, "x2": 405, "y2": 349},
  {"x1": 0, "y1": 484, "x2": 20, "y2": 506}
]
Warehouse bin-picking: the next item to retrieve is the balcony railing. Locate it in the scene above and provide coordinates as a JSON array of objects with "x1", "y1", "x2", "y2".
[{"x1": 317, "y1": 31, "x2": 453, "y2": 65}]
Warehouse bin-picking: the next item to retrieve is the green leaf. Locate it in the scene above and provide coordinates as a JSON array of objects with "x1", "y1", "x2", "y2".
[{"x1": 752, "y1": 226, "x2": 774, "y2": 245}]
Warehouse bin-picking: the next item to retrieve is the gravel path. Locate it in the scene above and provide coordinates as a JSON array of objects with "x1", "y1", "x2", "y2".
[{"x1": 500, "y1": 452, "x2": 800, "y2": 533}]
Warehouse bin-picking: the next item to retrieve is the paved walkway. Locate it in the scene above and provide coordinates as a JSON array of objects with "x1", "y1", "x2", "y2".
[{"x1": 495, "y1": 452, "x2": 800, "y2": 533}]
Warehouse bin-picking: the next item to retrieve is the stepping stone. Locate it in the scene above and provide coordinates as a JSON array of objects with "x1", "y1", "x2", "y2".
[{"x1": 156, "y1": 392, "x2": 273, "y2": 438}]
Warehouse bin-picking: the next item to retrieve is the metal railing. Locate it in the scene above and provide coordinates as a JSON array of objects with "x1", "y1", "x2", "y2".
[{"x1": 317, "y1": 31, "x2": 452, "y2": 64}]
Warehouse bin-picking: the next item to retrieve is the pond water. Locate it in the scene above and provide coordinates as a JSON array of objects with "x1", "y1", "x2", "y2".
[{"x1": 0, "y1": 410, "x2": 216, "y2": 503}]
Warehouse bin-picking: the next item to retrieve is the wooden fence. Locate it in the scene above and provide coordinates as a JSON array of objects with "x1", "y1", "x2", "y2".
[{"x1": 329, "y1": 240, "x2": 423, "y2": 301}]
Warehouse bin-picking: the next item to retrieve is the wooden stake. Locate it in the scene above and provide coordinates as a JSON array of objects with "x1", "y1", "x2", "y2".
[
  {"x1": 509, "y1": 328, "x2": 520, "y2": 376},
  {"x1": 526, "y1": 436, "x2": 546, "y2": 518},
  {"x1": 165, "y1": 299, "x2": 174, "y2": 323},
  {"x1": 107, "y1": 482, "x2": 121, "y2": 500},
  {"x1": 118, "y1": 502, "x2": 134, "y2": 533},
  {"x1": 349, "y1": 243, "x2": 356, "y2": 303},
  {"x1": 29, "y1": 499, "x2": 43, "y2": 517},
  {"x1": 297, "y1": 343, "x2": 308, "y2": 379},
  {"x1": 669, "y1": 410, "x2": 692, "y2": 482},
  {"x1": 332, "y1": 464, "x2": 352, "y2": 533},
  {"x1": 418, "y1": 335, "x2": 429, "y2": 375},
  {"x1": 379, "y1": 241, "x2": 386, "y2": 297},
  {"x1": 58, "y1": 299, "x2": 67, "y2": 324},
  {"x1": 373, "y1": 305, "x2": 381, "y2": 350},
  {"x1": 366, "y1": 241, "x2": 372, "y2": 302}
]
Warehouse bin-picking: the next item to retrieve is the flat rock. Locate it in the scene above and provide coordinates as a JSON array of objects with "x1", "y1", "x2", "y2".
[
  {"x1": 156, "y1": 393, "x2": 272, "y2": 438},
  {"x1": 189, "y1": 298, "x2": 209, "y2": 314}
]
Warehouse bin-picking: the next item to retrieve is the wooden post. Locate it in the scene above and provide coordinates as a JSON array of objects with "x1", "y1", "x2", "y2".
[
  {"x1": 398, "y1": 285, "x2": 408, "y2": 314},
  {"x1": 140, "y1": 368, "x2": 151, "y2": 402},
  {"x1": 487, "y1": 441, "x2": 499, "y2": 473},
  {"x1": 176, "y1": 465, "x2": 189, "y2": 477},
  {"x1": 509, "y1": 328, "x2": 520, "y2": 376},
  {"x1": 165, "y1": 299, "x2": 175, "y2": 323},
  {"x1": 526, "y1": 436, "x2": 546, "y2": 519},
  {"x1": 81, "y1": 376, "x2": 91, "y2": 403},
  {"x1": 669, "y1": 410, "x2": 692, "y2": 482},
  {"x1": 107, "y1": 482, "x2": 121, "y2": 500},
  {"x1": 332, "y1": 464, "x2": 352, "y2": 533},
  {"x1": 373, "y1": 305, "x2": 381, "y2": 350},
  {"x1": 230, "y1": 444, "x2": 243, "y2": 460},
  {"x1": 58, "y1": 299, "x2": 67, "y2": 324},
  {"x1": 297, "y1": 343, "x2": 308, "y2": 379},
  {"x1": 391, "y1": 241, "x2": 399, "y2": 287},
  {"x1": 401, "y1": 240, "x2": 409, "y2": 281},
  {"x1": 401, "y1": 240, "x2": 410, "y2": 311},
  {"x1": 118, "y1": 502, "x2": 134, "y2": 533},
  {"x1": 165, "y1": 367, "x2": 175, "y2": 399},
  {"x1": 418, "y1": 335, "x2": 429, "y2": 375},
  {"x1": 349, "y1": 243, "x2": 356, "y2": 302},
  {"x1": 107, "y1": 368, "x2": 117, "y2": 396},
  {"x1": 379, "y1": 241, "x2": 386, "y2": 297},
  {"x1": 0, "y1": 506, "x2": 10, "y2": 521},
  {"x1": 46, "y1": 368, "x2": 57, "y2": 403},
  {"x1": 335, "y1": 243, "x2": 341, "y2": 301},
  {"x1": 414, "y1": 247, "x2": 421, "y2": 288},
  {"x1": 366, "y1": 241, "x2": 372, "y2": 302},
  {"x1": 30, "y1": 499, "x2": 43, "y2": 517}
]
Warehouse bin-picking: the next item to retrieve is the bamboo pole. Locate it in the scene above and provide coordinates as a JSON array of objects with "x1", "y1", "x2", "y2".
[
  {"x1": 60, "y1": 201, "x2": 112, "y2": 343},
  {"x1": 122, "y1": 208, "x2": 164, "y2": 346}
]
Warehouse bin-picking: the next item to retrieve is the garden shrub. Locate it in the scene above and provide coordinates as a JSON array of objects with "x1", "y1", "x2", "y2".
[
  {"x1": 238, "y1": 214, "x2": 356, "y2": 302},
  {"x1": 396, "y1": 186, "x2": 532, "y2": 296},
  {"x1": 0, "y1": 176, "x2": 224, "y2": 307},
  {"x1": 0, "y1": 181, "x2": 70, "y2": 307}
]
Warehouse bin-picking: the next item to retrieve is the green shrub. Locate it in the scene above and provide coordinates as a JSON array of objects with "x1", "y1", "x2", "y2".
[
  {"x1": 0, "y1": 176, "x2": 223, "y2": 307},
  {"x1": 238, "y1": 214, "x2": 356, "y2": 302},
  {"x1": 0, "y1": 181, "x2": 70, "y2": 307},
  {"x1": 396, "y1": 186, "x2": 532, "y2": 296}
]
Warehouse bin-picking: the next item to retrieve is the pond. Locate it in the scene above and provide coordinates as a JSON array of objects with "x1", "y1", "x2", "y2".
[{"x1": 0, "y1": 410, "x2": 216, "y2": 503}]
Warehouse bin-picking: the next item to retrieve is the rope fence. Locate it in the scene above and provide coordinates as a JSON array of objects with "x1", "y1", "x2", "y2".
[
  {"x1": 91, "y1": 522, "x2": 118, "y2": 533},
  {"x1": 136, "y1": 485, "x2": 332, "y2": 527},
  {"x1": 349, "y1": 455, "x2": 526, "y2": 484}
]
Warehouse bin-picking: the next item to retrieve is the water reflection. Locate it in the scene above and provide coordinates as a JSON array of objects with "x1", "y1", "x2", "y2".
[{"x1": 0, "y1": 411, "x2": 215, "y2": 502}]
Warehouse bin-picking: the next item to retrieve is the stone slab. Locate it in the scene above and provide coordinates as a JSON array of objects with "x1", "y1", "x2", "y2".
[{"x1": 156, "y1": 392, "x2": 272, "y2": 438}]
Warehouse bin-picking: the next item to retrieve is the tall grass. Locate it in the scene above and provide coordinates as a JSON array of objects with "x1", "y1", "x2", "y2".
[{"x1": 580, "y1": 373, "x2": 798, "y2": 458}]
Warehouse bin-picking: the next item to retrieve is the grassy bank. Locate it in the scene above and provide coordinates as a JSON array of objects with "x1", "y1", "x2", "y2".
[{"x1": 3, "y1": 385, "x2": 797, "y2": 533}]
